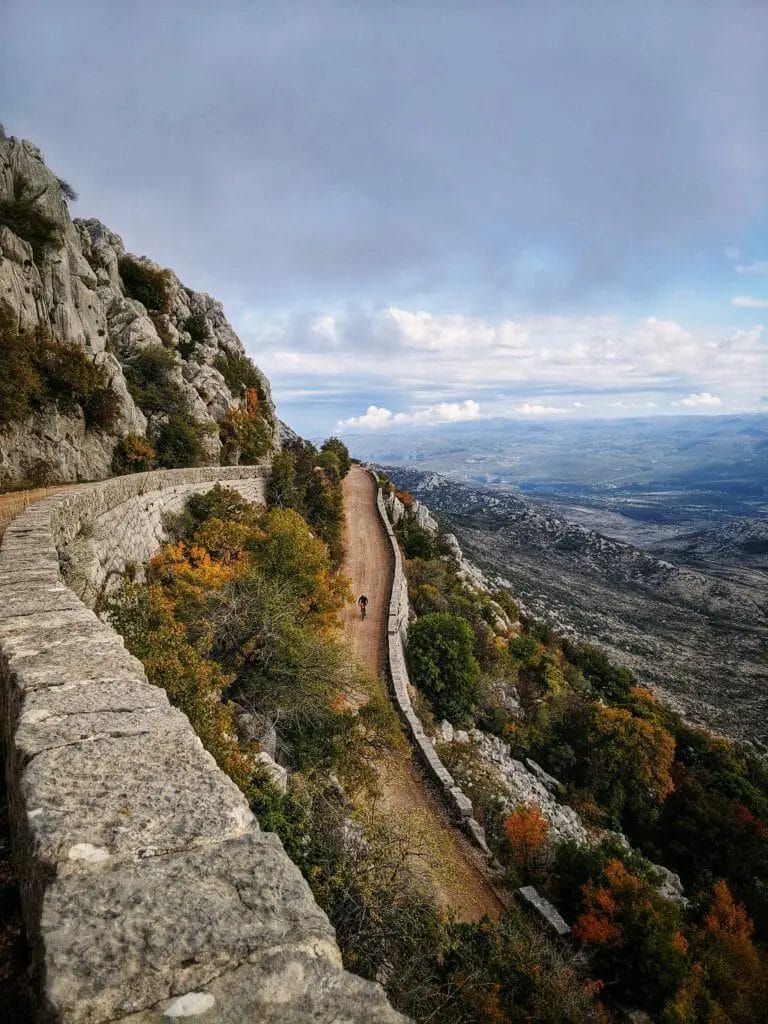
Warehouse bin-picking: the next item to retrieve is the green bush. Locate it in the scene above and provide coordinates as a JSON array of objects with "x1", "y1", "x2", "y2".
[
  {"x1": 186, "y1": 482, "x2": 254, "y2": 526},
  {"x1": 112, "y1": 434, "x2": 156, "y2": 474},
  {"x1": 407, "y1": 612, "x2": 481, "y2": 722},
  {"x1": 38, "y1": 341, "x2": 120, "y2": 430},
  {"x1": 399, "y1": 519, "x2": 437, "y2": 559},
  {"x1": 0, "y1": 307, "x2": 120, "y2": 430},
  {"x1": 320, "y1": 436, "x2": 351, "y2": 477},
  {"x1": 119, "y1": 256, "x2": 173, "y2": 312},
  {"x1": 124, "y1": 345, "x2": 187, "y2": 417},
  {"x1": 213, "y1": 350, "x2": 263, "y2": 395},
  {"x1": 178, "y1": 313, "x2": 208, "y2": 359},
  {"x1": 155, "y1": 414, "x2": 211, "y2": 468},
  {"x1": 0, "y1": 309, "x2": 43, "y2": 423},
  {"x1": 56, "y1": 177, "x2": 78, "y2": 202},
  {"x1": 0, "y1": 180, "x2": 62, "y2": 262}
]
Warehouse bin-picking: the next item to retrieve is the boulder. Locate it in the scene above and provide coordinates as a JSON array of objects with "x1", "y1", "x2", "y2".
[{"x1": 255, "y1": 752, "x2": 288, "y2": 795}]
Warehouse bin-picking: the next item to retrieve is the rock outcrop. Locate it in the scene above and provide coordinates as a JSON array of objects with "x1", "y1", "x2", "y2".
[{"x1": 0, "y1": 134, "x2": 277, "y2": 487}]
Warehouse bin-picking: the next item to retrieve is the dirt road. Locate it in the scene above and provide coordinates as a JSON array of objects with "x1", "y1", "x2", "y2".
[{"x1": 341, "y1": 466, "x2": 503, "y2": 922}]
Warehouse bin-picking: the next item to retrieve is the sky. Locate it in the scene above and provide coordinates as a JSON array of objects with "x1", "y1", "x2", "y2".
[{"x1": 4, "y1": 1, "x2": 768, "y2": 436}]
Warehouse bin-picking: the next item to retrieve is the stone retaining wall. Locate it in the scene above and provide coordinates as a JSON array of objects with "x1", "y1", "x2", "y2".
[
  {"x1": 0, "y1": 466, "x2": 404, "y2": 1024},
  {"x1": 373, "y1": 476, "x2": 492, "y2": 859}
]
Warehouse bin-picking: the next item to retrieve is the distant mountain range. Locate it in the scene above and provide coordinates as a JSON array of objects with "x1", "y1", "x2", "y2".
[{"x1": 384, "y1": 466, "x2": 768, "y2": 748}]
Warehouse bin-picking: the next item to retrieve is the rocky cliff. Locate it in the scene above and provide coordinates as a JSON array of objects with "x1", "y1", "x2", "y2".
[{"x1": 0, "y1": 129, "x2": 277, "y2": 487}]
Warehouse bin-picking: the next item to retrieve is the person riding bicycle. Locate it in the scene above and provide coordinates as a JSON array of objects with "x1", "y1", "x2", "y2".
[{"x1": 358, "y1": 594, "x2": 369, "y2": 619}]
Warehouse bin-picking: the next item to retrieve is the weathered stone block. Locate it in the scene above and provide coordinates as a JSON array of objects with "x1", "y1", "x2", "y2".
[{"x1": 41, "y1": 831, "x2": 340, "y2": 1024}]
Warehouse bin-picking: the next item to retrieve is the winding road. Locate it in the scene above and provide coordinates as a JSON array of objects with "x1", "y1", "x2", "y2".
[{"x1": 341, "y1": 465, "x2": 504, "y2": 922}]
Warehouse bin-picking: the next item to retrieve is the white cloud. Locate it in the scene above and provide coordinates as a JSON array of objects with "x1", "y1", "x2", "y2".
[
  {"x1": 731, "y1": 295, "x2": 768, "y2": 308},
  {"x1": 514, "y1": 402, "x2": 568, "y2": 415},
  {"x1": 724, "y1": 246, "x2": 741, "y2": 261},
  {"x1": 735, "y1": 260, "x2": 768, "y2": 275},
  {"x1": 337, "y1": 399, "x2": 484, "y2": 430},
  {"x1": 242, "y1": 305, "x2": 767, "y2": 421},
  {"x1": 677, "y1": 392, "x2": 722, "y2": 408}
]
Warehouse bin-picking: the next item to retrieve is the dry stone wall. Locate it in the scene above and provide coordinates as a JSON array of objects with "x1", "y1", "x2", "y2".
[
  {"x1": 373, "y1": 476, "x2": 493, "y2": 858},
  {"x1": 0, "y1": 465, "x2": 405, "y2": 1024}
]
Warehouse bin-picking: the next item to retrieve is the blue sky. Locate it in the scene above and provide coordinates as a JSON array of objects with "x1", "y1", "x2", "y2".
[{"x1": 4, "y1": 1, "x2": 767, "y2": 436}]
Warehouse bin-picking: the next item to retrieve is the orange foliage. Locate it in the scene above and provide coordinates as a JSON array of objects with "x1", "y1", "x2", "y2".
[
  {"x1": 594, "y1": 704, "x2": 676, "y2": 805},
  {"x1": 705, "y1": 880, "x2": 755, "y2": 947},
  {"x1": 573, "y1": 910, "x2": 623, "y2": 947},
  {"x1": 394, "y1": 489, "x2": 413, "y2": 509},
  {"x1": 503, "y1": 804, "x2": 549, "y2": 867},
  {"x1": 245, "y1": 386, "x2": 260, "y2": 416}
]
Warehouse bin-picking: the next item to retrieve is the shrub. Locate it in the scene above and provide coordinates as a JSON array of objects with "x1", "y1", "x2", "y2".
[
  {"x1": 56, "y1": 177, "x2": 78, "y2": 202},
  {"x1": 320, "y1": 436, "x2": 351, "y2": 477},
  {"x1": 112, "y1": 434, "x2": 156, "y2": 474},
  {"x1": 155, "y1": 414, "x2": 211, "y2": 468},
  {"x1": 407, "y1": 612, "x2": 481, "y2": 722},
  {"x1": 219, "y1": 403, "x2": 272, "y2": 465},
  {"x1": 0, "y1": 308, "x2": 43, "y2": 424},
  {"x1": 503, "y1": 804, "x2": 549, "y2": 874},
  {"x1": 118, "y1": 256, "x2": 173, "y2": 312},
  {"x1": 184, "y1": 312, "x2": 208, "y2": 345},
  {"x1": 213, "y1": 350, "x2": 264, "y2": 396},
  {"x1": 124, "y1": 345, "x2": 187, "y2": 417},
  {"x1": 399, "y1": 519, "x2": 437, "y2": 559},
  {"x1": 266, "y1": 450, "x2": 300, "y2": 508},
  {"x1": 178, "y1": 313, "x2": 208, "y2": 360},
  {"x1": 38, "y1": 341, "x2": 120, "y2": 429},
  {"x1": 186, "y1": 483, "x2": 255, "y2": 526},
  {"x1": 0, "y1": 308, "x2": 120, "y2": 430},
  {"x1": 0, "y1": 179, "x2": 62, "y2": 262}
]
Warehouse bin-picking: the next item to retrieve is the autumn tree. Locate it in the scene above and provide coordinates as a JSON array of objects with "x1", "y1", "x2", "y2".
[{"x1": 503, "y1": 804, "x2": 549, "y2": 875}]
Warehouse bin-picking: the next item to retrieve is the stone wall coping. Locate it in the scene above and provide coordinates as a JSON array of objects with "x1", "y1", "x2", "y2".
[{"x1": 0, "y1": 463, "x2": 405, "y2": 1023}]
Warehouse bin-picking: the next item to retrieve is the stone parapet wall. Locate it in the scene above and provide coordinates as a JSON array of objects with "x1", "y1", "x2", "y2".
[
  {"x1": 372, "y1": 474, "x2": 492, "y2": 858},
  {"x1": 0, "y1": 465, "x2": 405, "y2": 1024}
]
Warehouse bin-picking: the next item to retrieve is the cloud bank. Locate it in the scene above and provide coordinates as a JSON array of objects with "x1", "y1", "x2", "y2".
[{"x1": 337, "y1": 400, "x2": 483, "y2": 430}]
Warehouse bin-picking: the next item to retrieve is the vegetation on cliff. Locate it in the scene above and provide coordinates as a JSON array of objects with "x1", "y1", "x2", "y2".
[
  {"x1": 0, "y1": 305, "x2": 120, "y2": 431},
  {"x1": 392, "y1": 478, "x2": 768, "y2": 1022}
]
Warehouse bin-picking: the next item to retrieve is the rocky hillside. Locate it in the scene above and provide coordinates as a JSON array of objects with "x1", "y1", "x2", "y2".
[
  {"x1": 385, "y1": 467, "x2": 768, "y2": 746},
  {"x1": 0, "y1": 130, "x2": 278, "y2": 487}
]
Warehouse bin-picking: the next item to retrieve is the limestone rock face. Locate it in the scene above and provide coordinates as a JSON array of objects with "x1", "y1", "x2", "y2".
[{"x1": 0, "y1": 135, "x2": 277, "y2": 487}]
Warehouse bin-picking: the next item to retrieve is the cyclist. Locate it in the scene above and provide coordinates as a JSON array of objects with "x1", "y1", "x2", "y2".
[{"x1": 357, "y1": 594, "x2": 369, "y2": 619}]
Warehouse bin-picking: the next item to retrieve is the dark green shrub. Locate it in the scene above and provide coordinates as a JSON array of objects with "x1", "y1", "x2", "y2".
[
  {"x1": 124, "y1": 345, "x2": 187, "y2": 417},
  {"x1": 213, "y1": 350, "x2": 263, "y2": 395},
  {"x1": 155, "y1": 414, "x2": 211, "y2": 468},
  {"x1": 0, "y1": 308, "x2": 43, "y2": 423},
  {"x1": 39, "y1": 341, "x2": 120, "y2": 430},
  {"x1": 407, "y1": 612, "x2": 481, "y2": 721},
  {"x1": 0, "y1": 178, "x2": 62, "y2": 262},
  {"x1": 267, "y1": 450, "x2": 300, "y2": 508},
  {"x1": 178, "y1": 313, "x2": 208, "y2": 360},
  {"x1": 119, "y1": 256, "x2": 173, "y2": 312},
  {"x1": 56, "y1": 177, "x2": 78, "y2": 202},
  {"x1": 399, "y1": 519, "x2": 437, "y2": 559},
  {"x1": 219, "y1": 407, "x2": 273, "y2": 465},
  {"x1": 186, "y1": 483, "x2": 253, "y2": 525},
  {"x1": 112, "y1": 434, "x2": 156, "y2": 474},
  {"x1": 0, "y1": 307, "x2": 119, "y2": 430},
  {"x1": 320, "y1": 436, "x2": 351, "y2": 477}
]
